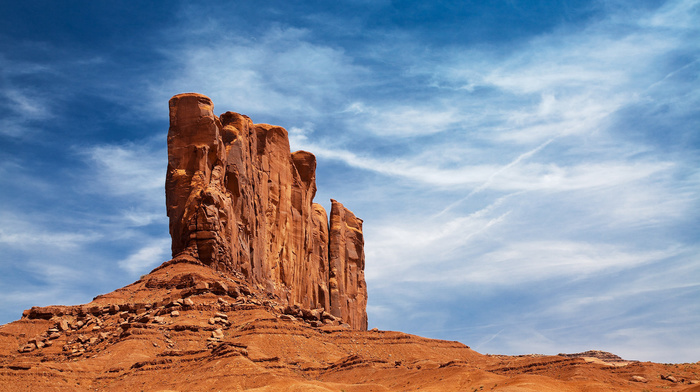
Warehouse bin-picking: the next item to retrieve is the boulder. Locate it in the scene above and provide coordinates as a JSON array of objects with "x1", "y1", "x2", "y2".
[
  {"x1": 662, "y1": 375, "x2": 678, "y2": 383},
  {"x1": 57, "y1": 319, "x2": 70, "y2": 331},
  {"x1": 212, "y1": 329, "x2": 224, "y2": 339},
  {"x1": 211, "y1": 281, "x2": 228, "y2": 295}
]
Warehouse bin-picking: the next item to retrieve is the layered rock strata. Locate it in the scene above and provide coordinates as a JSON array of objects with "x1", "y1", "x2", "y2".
[{"x1": 165, "y1": 93, "x2": 367, "y2": 330}]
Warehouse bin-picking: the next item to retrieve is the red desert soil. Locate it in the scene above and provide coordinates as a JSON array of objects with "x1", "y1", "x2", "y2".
[{"x1": 1, "y1": 261, "x2": 698, "y2": 391}]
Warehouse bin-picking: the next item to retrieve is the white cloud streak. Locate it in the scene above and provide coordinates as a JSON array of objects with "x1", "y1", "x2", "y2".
[
  {"x1": 343, "y1": 101, "x2": 464, "y2": 137},
  {"x1": 0, "y1": 211, "x2": 101, "y2": 251},
  {"x1": 152, "y1": 24, "x2": 365, "y2": 120},
  {"x1": 446, "y1": 242, "x2": 680, "y2": 285},
  {"x1": 81, "y1": 142, "x2": 166, "y2": 204},
  {"x1": 118, "y1": 238, "x2": 171, "y2": 275}
]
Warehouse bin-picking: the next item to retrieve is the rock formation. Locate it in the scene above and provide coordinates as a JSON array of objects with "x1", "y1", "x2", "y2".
[
  {"x1": 558, "y1": 350, "x2": 631, "y2": 364},
  {"x1": 165, "y1": 93, "x2": 367, "y2": 330},
  {"x1": 3, "y1": 93, "x2": 699, "y2": 392}
]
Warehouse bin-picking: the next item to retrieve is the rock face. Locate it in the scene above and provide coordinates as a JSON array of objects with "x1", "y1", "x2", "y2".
[
  {"x1": 329, "y1": 199, "x2": 367, "y2": 330},
  {"x1": 165, "y1": 93, "x2": 367, "y2": 330},
  {"x1": 558, "y1": 350, "x2": 630, "y2": 363}
]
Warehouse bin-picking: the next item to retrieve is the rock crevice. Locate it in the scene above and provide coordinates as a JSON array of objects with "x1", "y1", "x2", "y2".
[{"x1": 165, "y1": 93, "x2": 367, "y2": 330}]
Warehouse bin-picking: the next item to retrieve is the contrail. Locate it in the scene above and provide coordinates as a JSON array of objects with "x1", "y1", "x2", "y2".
[
  {"x1": 437, "y1": 138, "x2": 554, "y2": 216},
  {"x1": 467, "y1": 137, "x2": 554, "y2": 198}
]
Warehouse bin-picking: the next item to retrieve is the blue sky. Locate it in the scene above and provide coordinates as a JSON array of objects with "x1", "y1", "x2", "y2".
[{"x1": 1, "y1": 1, "x2": 698, "y2": 363}]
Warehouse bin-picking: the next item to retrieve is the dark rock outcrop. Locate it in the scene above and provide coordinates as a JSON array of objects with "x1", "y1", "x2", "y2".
[
  {"x1": 165, "y1": 93, "x2": 367, "y2": 329},
  {"x1": 558, "y1": 350, "x2": 630, "y2": 363}
]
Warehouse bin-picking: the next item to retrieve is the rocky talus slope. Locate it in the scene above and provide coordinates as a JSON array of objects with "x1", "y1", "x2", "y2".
[
  {"x1": 1, "y1": 264, "x2": 698, "y2": 392},
  {"x1": 1, "y1": 94, "x2": 698, "y2": 391}
]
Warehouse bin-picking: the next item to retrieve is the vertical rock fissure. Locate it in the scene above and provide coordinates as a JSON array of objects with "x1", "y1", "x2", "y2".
[{"x1": 166, "y1": 93, "x2": 367, "y2": 329}]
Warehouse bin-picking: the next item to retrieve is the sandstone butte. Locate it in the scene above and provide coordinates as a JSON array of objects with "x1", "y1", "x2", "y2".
[
  {"x1": 0, "y1": 94, "x2": 698, "y2": 392},
  {"x1": 165, "y1": 93, "x2": 366, "y2": 330}
]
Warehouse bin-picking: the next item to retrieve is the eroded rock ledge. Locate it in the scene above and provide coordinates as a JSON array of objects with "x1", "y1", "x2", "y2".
[{"x1": 165, "y1": 93, "x2": 367, "y2": 330}]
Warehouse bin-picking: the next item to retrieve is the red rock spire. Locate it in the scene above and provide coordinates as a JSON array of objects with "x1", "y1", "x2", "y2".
[{"x1": 165, "y1": 93, "x2": 367, "y2": 329}]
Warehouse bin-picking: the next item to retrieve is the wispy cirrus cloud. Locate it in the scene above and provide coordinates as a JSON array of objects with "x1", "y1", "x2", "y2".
[
  {"x1": 342, "y1": 101, "x2": 464, "y2": 137},
  {"x1": 81, "y1": 142, "x2": 166, "y2": 202},
  {"x1": 72, "y1": 142, "x2": 171, "y2": 239},
  {"x1": 297, "y1": 132, "x2": 677, "y2": 195},
  {"x1": 0, "y1": 211, "x2": 101, "y2": 251},
  {"x1": 118, "y1": 238, "x2": 171, "y2": 275},
  {"x1": 151, "y1": 22, "x2": 366, "y2": 122},
  {"x1": 0, "y1": 64, "x2": 55, "y2": 138}
]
